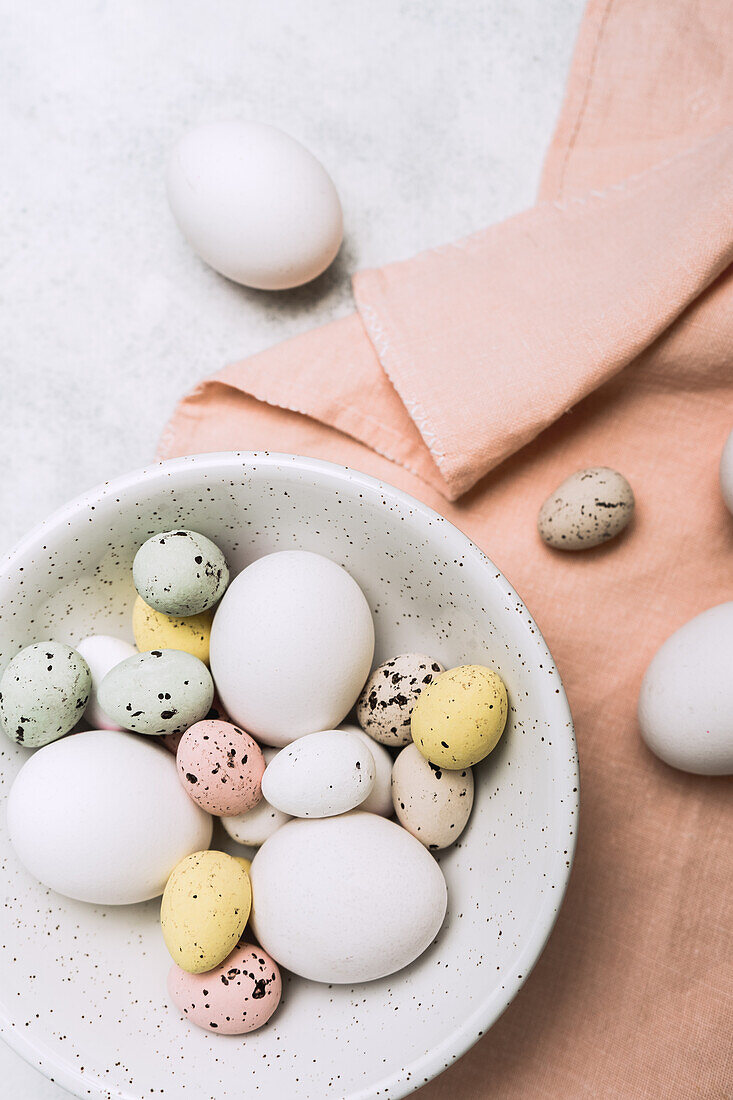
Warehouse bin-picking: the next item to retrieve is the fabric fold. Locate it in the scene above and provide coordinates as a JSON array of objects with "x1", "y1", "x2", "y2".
[{"x1": 352, "y1": 125, "x2": 733, "y2": 497}]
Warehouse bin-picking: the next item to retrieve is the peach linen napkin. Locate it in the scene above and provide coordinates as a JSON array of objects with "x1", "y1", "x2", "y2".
[{"x1": 159, "y1": 0, "x2": 733, "y2": 1095}]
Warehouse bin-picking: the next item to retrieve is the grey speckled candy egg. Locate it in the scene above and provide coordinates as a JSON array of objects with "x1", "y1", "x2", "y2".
[
  {"x1": 133, "y1": 529, "x2": 229, "y2": 615},
  {"x1": 0, "y1": 641, "x2": 91, "y2": 748},
  {"x1": 391, "y1": 743, "x2": 474, "y2": 850},
  {"x1": 538, "y1": 466, "x2": 635, "y2": 550},
  {"x1": 356, "y1": 653, "x2": 445, "y2": 746},
  {"x1": 98, "y1": 649, "x2": 214, "y2": 736}
]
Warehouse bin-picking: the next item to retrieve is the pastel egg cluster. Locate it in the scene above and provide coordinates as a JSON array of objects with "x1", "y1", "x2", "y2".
[{"x1": 2, "y1": 529, "x2": 511, "y2": 1039}]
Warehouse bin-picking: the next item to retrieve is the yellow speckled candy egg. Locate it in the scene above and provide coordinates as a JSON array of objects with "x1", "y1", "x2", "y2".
[
  {"x1": 411, "y1": 664, "x2": 508, "y2": 769},
  {"x1": 133, "y1": 596, "x2": 213, "y2": 664},
  {"x1": 161, "y1": 850, "x2": 251, "y2": 974}
]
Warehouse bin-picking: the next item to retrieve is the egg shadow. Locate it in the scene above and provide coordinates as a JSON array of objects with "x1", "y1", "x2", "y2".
[{"x1": 214, "y1": 237, "x2": 357, "y2": 318}]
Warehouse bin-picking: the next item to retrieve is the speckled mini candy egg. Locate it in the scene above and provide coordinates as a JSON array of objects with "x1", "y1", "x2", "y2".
[
  {"x1": 356, "y1": 653, "x2": 445, "y2": 746},
  {"x1": 0, "y1": 642, "x2": 91, "y2": 748},
  {"x1": 97, "y1": 649, "x2": 214, "y2": 736},
  {"x1": 221, "y1": 748, "x2": 292, "y2": 847},
  {"x1": 133, "y1": 529, "x2": 229, "y2": 616},
  {"x1": 412, "y1": 664, "x2": 508, "y2": 770},
  {"x1": 538, "y1": 466, "x2": 635, "y2": 550},
  {"x1": 261, "y1": 728, "x2": 375, "y2": 818},
  {"x1": 177, "y1": 720, "x2": 265, "y2": 816},
  {"x1": 392, "y1": 743, "x2": 474, "y2": 850},
  {"x1": 76, "y1": 635, "x2": 137, "y2": 731},
  {"x1": 132, "y1": 595, "x2": 213, "y2": 664},
  {"x1": 168, "y1": 941, "x2": 282, "y2": 1035},
  {"x1": 161, "y1": 850, "x2": 251, "y2": 974}
]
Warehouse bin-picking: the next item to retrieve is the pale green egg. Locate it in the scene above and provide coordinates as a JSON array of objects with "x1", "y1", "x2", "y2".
[
  {"x1": 98, "y1": 649, "x2": 214, "y2": 736},
  {"x1": 132, "y1": 529, "x2": 229, "y2": 617},
  {"x1": 0, "y1": 642, "x2": 91, "y2": 748}
]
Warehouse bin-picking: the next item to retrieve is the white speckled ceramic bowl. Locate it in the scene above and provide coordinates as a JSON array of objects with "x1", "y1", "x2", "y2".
[{"x1": 0, "y1": 453, "x2": 578, "y2": 1100}]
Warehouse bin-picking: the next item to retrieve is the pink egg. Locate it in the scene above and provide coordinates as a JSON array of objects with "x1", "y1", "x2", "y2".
[
  {"x1": 177, "y1": 720, "x2": 265, "y2": 815},
  {"x1": 168, "y1": 942, "x2": 282, "y2": 1034}
]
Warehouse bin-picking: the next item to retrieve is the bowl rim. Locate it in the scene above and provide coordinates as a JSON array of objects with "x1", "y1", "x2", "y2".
[{"x1": 0, "y1": 451, "x2": 579, "y2": 1100}]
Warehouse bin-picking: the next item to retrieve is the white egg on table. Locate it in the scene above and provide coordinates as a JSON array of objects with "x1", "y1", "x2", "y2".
[
  {"x1": 261, "y1": 729, "x2": 375, "y2": 818},
  {"x1": 76, "y1": 634, "x2": 137, "y2": 731},
  {"x1": 220, "y1": 747, "x2": 291, "y2": 847},
  {"x1": 638, "y1": 601, "x2": 733, "y2": 775},
  {"x1": 210, "y1": 551, "x2": 374, "y2": 747},
  {"x1": 167, "y1": 120, "x2": 343, "y2": 291},
  {"x1": 7, "y1": 730, "x2": 212, "y2": 904},
  {"x1": 250, "y1": 812, "x2": 447, "y2": 983},
  {"x1": 339, "y1": 723, "x2": 393, "y2": 817}
]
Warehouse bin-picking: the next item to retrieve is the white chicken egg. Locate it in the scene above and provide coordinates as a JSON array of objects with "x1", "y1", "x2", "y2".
[
  {"x1": 167, "y1": 121, "x2": 343, "y2": 290},
  {"x1": 638, "y1": 601, "x2": 733, "y2": 774},
  {"x1": 250, "y1": 812, "x2": 447, "y2": 983},
  {"x1": 7, "y1": 730, "x2": 212, "y2": 904},
  {"x1": 210, "y1": 551, "x2": 374, "y2": 747}
]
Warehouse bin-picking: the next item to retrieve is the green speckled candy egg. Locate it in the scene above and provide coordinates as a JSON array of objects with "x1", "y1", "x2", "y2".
[
  {"x1": 98, "y1": 649, "x2": 214, "y2": 736},
  {"x1": 0, "y1": 642, "x2": 91, "y2": 748},
  {"x1": 132, "y1": 529, "x2": 229, "y2": 616}
]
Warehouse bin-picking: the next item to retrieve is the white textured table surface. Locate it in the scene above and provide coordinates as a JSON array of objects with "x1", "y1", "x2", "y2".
[{"x1": 1, "y1": 1, "x2": 584, "y2": 1095}]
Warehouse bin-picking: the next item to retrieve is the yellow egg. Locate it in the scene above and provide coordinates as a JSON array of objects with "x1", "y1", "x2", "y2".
[
  {"x1": 411, "y1": 664, "x2": 508, "y2": 769},
  {"x1": 132, "y1": 595, "x2": 213, "y2": 664},
  {"x1": 161, "y1": 850, "x2": 251, "y2": 974}
]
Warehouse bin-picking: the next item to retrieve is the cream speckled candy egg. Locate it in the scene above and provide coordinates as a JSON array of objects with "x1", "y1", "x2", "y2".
[
  {"x1": 7, "y1": 730, "x2": 212, "y2": 904},
  {"x1": 161, "y1": 850, "x2": 251, "y2": 974},
  {"x1": 98, "y1": 649, "x2": 214, "y2": 736},
  {"x1": 0, "y1": 642, "x2": 91, "y2": 748},
  {"x1": 221, "y1": 747, "x2": 291, "y2": 847},
  {"x1": 412, "y1": 664, "x2": 508, "y2": 770},
  {"x1": 132, "y1": 596, "x2": 213, "y2": 664},
  {"x1": 339, "y1": 723, "x2": 393, "y2": 817},
  {"x1": 261, "y1": 729, "x2": 375, "y2": 818},
  {"x1": 133, "y1": 529, "x2": 229, "y2": 616},
  {"x1": 210, "y1": 551, "x2": 374, "y2": 746},
  {"x1": 356, "y1": 653, "x2": 445, "y2": 746},
  {"x1": 392, "y1": 743, "x2": 474, "y2": 850},
  {"x1": 250, "y1": 812, "x2": 447, "y2": 983},
  {"x1": 177, "y1": 720, "x2": 265, "y2": 816},
  {"x1": 538, "y1": 466, "x2": 635, "y2": 550},
  {"x1": 168, "y1": 942, "x2": 282, "y2": 1035},
  {"x1": 76, "y1": 634, "x2": 137, "y2": 731}
]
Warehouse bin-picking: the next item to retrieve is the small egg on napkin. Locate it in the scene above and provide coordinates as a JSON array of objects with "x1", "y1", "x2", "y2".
[{"x1": 538, "y1": 466, "x2": 634, "y2": 550}]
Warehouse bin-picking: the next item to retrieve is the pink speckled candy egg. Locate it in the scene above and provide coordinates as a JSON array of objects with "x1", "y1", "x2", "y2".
[
  {"x1": 177, "y1": 720, "x2": 265, "y2": 816},
  {"x1": 168, "y1": 942, "x2": 282, "y2": 1034}
]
